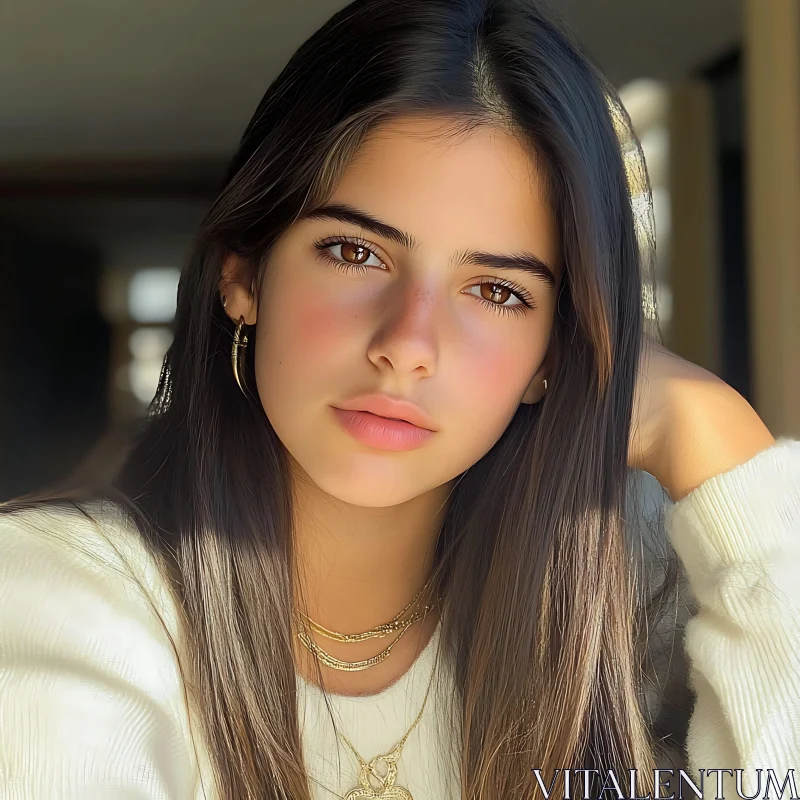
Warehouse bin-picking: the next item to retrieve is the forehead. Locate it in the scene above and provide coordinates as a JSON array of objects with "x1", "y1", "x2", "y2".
[{"x1": 327, "y1": 115, "x2": 561, "y2": 279}]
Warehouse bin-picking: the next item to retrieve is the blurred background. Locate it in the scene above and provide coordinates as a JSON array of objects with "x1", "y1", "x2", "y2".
[{"x1": 1, "y1": 0, "x2": 798, "y2": 501}]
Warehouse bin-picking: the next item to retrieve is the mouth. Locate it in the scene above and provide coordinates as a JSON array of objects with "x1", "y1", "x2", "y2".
[
  {"x1": 332, "y1": 393, "x2": 438, "y2": 432},
  {"x1": 330, "y1": 407, "x2": 436, "y2": 452}
]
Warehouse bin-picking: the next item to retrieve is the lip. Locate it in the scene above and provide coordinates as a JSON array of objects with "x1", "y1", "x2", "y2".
[
  {"x1": 333, "y1": 394, "x2": 438, "y2": 432},
  {"x1": 330, "y1": 408, "x2": 435, "y2": 451},
  {"x1": 330, "y1": 393, "x2": 438, "y2": 452}
]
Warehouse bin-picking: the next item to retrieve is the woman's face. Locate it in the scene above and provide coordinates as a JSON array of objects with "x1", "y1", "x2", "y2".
[{"x1": 226, "y1": 115, "x2": 561, "y2": 507}]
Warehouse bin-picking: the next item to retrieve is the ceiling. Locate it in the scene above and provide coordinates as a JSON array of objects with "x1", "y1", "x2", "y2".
[{"x1": 0, "y1": 0, "x2": 741, "y2": 161}]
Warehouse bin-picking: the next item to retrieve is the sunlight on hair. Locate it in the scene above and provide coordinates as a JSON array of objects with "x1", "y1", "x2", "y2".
[{"x1": 616, "y1": 79, "x2": 672, "y2": 335}]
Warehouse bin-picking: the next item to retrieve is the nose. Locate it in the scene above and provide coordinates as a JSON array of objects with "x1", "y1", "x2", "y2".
[{"x1": 366, "y1": 280, "x2": 439, "y2": 378}]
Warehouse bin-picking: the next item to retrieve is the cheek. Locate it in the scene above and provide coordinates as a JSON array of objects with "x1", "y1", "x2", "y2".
[
  {"x1": 260, "y1": 287, "x2": 359, "y2": 379},
  {"x1": 466, "y1": 345, "x2": 530, "y2": 417},
  {"x1": 460, "y1": 317, "x2": 539, "y2": 400},
  {"x1": 291, "y1": 297, "x2": 342, "y2": 360},
  {"x1": 448, "y1": 331, "x2": 541, "y2": 461}
]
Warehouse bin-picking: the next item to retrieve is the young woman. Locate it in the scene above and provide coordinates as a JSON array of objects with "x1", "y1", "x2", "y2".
[{"x1": 1, "y1": 1, "x2": 798, "y2": 798}]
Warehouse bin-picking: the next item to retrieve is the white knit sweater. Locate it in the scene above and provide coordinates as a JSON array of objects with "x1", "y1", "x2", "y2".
[{"x1": 1, "y1": 438, "x2": 799, "y2": 799}]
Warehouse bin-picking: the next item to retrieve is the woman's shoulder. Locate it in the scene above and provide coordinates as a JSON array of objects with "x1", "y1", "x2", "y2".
[
  {"x1": 0, "y1": 499, "x2": 203, "y2": 798},
  {"x1": 1, "y1": 496, "x2": 148, "y2": 557},
  {"x1": 0, "y1": 497, "x2": 182, "y2": 645}
]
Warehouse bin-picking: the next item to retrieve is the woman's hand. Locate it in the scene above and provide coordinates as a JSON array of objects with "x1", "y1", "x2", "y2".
[{"x1": 628, "y1": 338, "x2": 776, "y2": 501}]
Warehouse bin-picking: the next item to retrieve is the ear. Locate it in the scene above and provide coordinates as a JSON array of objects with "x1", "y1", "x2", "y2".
[
  {"x1": 218, "y1": 252, "x2": 258, "y2": 325},
  {"x1": 520, "y1": 348, "x2": 553, "y2": 405}
]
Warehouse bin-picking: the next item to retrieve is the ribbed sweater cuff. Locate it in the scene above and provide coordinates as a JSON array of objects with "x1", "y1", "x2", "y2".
[{"x1": 664, "y1": 437, "x2": 800, "y2": 586}]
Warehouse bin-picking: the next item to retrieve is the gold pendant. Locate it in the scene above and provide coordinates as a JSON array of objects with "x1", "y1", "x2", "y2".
[{"x1": 343, "y1": 752, "x2": 413, "y2": 799}]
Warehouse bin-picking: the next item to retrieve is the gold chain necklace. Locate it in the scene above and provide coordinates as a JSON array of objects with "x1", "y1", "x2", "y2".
[
  {"x1": 298, "y1": 601, "x2": 430, "y2": 643},
  {"x1": 297, "y1": 620, "x2": 413, "y2": 672},
  {"x1": 336, "y1": 633, "x2": 440, "y2": 799},
  {"x1": 295, "y1": 576, "x2": 434, "y2": 642},
  {"x1": 295, "y1": 577, "x2": 437, "y2": 672}
]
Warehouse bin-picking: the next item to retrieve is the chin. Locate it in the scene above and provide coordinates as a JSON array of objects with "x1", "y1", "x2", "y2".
[{"x1": 305, "y1": 455, "x2": 428, "y2": 507}]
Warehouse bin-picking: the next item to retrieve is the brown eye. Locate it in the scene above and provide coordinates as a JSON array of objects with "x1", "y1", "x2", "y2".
[
  {"x1": 464, "y1": 278, "x2": 533, "y2": 317},
  {"x1": 314, "y1": 236, "x2": 385, "y2": 272},
  {"x1": 480, "y1": 282, "x2": 513, "y2": 305},
  {"x1": 340, "y1": 242, "x2": 371, "y2": 264}
]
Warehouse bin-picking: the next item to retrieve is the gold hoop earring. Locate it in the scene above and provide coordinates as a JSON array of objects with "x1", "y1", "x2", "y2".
[
  {"x1": 543, "y1": 378, "x2": 548, "y2": 392},
  {"x1": 231, "y1": 316, "x2": 248, "y2": 396}
]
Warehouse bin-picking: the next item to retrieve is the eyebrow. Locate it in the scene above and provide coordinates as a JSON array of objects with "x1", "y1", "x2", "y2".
[{"x1": 299, "y1": 202, "x2": 556, "y2": 287}]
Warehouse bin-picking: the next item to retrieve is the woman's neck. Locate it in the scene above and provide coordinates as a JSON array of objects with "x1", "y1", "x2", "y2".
[{"x1": 289, "y1": 467, "x2": 453, "y2": 695}]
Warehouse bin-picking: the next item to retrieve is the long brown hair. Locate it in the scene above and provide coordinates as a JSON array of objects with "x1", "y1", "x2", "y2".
[{"x1": 3, "y1": 0, "x2": 687, "y2": 796}]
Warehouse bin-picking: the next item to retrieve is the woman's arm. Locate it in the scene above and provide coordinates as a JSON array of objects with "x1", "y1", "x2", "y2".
[
  {"x1": 631, "y1": 342, "x2": 800, "y2": 798},
  {"x1": 664, "y1": 437, "x2": 800, "y2": 798},
  {"x1": 0, "y1": 507, "x2": 200, "y2": 800},
  {"x1": 628, "y1": 340, "x2": 777, "y2": 502}
]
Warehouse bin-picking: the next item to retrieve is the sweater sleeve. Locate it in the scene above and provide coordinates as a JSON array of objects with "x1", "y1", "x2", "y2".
[
  {"x1": 0, "y1": 506, "x2": 201, "y2": 800},
  {"x1": 664, "y1": 437, "x2": 800, "y2": 799}
]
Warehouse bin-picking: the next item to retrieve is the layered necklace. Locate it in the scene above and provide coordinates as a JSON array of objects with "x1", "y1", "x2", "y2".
[
  {"x1": 295, "y1": 576, "x2": 439, "y2": 799},
  {"x1": 295, "y1": 575, "x2": 436, "y2": 672}
]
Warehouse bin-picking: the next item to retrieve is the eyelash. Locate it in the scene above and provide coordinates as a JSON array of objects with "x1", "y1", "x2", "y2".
[{"x1": 312, "y1": 234, "x2": 537, "y2": 317}]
